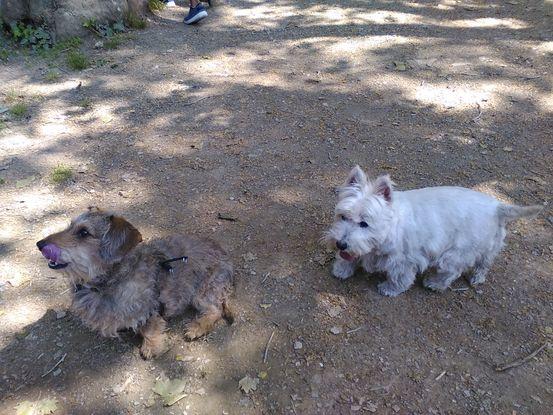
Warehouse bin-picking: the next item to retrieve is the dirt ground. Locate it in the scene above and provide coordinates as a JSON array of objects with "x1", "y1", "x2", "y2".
[{"x1": 1, "y1": 0, "x2": 552, "y2": 414}]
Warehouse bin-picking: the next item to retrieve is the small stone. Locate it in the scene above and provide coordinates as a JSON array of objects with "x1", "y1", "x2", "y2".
[
  {"x1": 366, "y1": 402, "x2": 378, "y2": 412},
  {"x1": 351, "y1": 405, "x2": 361, "y2": 411},
  {"x1": 52, "y1": 368, "x2": 62, "y2": 377},
  {"x1": 55, "y1": 310, "x2": 66, "y2": 319},
  {"x1": 196, "y1": 387, "x2": 206, "y2": 396},
  {"x1": 243, "y1": 252, "x2": 257, "y2": 262},
  {"x1": 329, "y1": 326, "x2": 343, "y2": 335},
  {"x1": 503, "y1": 146, "x2": 513, "y2": 152},
  {"x1": 327, "y1": 306, "x2": 342, "y2": 317},
  {"x1": 94, "y1": 41, "x2": 104, "y2": 49},
  {"x1": 392, "y1": 404, "x2": 400, "y2": 412},
  {"x1": 293, "y1": 341, "x2": 303, "y2": 350}
]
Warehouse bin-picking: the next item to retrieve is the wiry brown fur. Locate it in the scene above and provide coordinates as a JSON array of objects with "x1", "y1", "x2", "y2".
[{"x1": 37, "y1": 207, "x2": 234, "y2": 358}]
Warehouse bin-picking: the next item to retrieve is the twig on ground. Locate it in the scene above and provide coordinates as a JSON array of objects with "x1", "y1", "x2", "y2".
[
  {"x1": 41, "y1": 352, "x2": 67, "y2": 378},
  {"x1": 182, "y1": 96, "x2": 210, "y2": 106},
  {"x1": 263, "y1": 330, "x2": 275, "y2": 364},
  {"x1": 346, "y1": 325, "x2": 364, "y2": 334},
  {"x1": 261, "y1": 272, "x2": 271, "y2": 284},
  {"x1": 495, "y1": 343, "x2": 548, "y2": 372},
  {"x1": 290, "y1": 398, "x2": 298, "y2": 415},
  {"x1": 452, "y1": 287, "x2": 469, "y2": 292},
  {"x1": 217, "y1": 212, "x2": 238, "y2": 222},
  {"x1": 435, "y1": 371, "x2": 446, "y2": 381},
  {"x1": 472, "y1": 103, "x2": 483, "y2": 122}
]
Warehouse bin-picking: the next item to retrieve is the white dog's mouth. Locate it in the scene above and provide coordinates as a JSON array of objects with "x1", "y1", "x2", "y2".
[{"x1": 339, "y1": 251, "x2": 357, "y2": 262}]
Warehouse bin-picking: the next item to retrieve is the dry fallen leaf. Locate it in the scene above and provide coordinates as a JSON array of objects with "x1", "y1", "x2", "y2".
[
  {"x1": 152, "y1": 378, "x2": 187, "y2": 406},
  {"x1": 239, "y1": 375, "x2": 260, "y2": 394},
  {"x1": 259, "y1": 303, "x2": 272, "y2": 309},
  {"x1": 16, "y1": 398, "x2": 58, "y2": 415}
]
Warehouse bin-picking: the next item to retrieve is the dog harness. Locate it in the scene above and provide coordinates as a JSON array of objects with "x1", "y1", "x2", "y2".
[{"x1": 158, "y1": 255, "x2": 188, "y2": 272}]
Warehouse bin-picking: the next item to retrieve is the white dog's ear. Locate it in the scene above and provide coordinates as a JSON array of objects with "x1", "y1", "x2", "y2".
[
  {"x1": 374, "y1": 175, "x2": 393, "y2": 202},
  {"x1": 345, "y1": 165, "x2": 368, "y2": 186}
]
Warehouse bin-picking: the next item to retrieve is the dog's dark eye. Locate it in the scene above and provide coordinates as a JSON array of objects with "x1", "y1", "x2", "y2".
[
  {"x1": 340, "y1": 215, "x2": 347, "y2": 221},
  {"x1": 78, "y1": 228, "x2": 90, "y2": 238},
  {"x1": 359, "y1": 221, "x2": 369, "y2": 228}
]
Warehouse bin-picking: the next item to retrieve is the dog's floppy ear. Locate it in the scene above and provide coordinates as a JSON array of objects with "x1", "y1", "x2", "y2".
[
  {"x1": 374, "y1": 174, "x2": 393, "y2": 202},
  {"x1": 345, "y1": 165, "x2": 368, "y2": 186},
  {"x1": 100, "y1": 215, "x2": 142, "y2": 262}
]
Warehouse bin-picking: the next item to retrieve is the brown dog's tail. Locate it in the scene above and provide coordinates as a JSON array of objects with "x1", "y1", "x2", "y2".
[
  {"x1": 222, "y1": 300, "x2": 234, "y2": 325},
  {"x1": 498, "y1": 204, "x2": 542, "y2": 223}
]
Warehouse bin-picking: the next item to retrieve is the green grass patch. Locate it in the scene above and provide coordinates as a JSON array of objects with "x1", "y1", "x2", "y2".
[
  {"x1": 9, "y1": 102, "x2": 28, "y2": 117},
  {"x1": 66, "y1": 51, "x2": 89, "y2": 70},
  {"x1": 126, "y1": 11, "x2": 148, "y2": 29},
  {"x1": 148, "y1": 0, "x2": 166, "y2": 12},
  {"x1": 44, "y1": 69, "x2": 61, "y2": 82},
  {"x1": 0, "y1": 178, "x2": 5, "y2": 185},
  {"x1": 51, "y1": 164, "x2": 73, "y2": 184},
  {"x1": 104, "y1": 35, "x2": 123, "y2": 50},
  {"x1": 77, "y1": 97, "x2": 92, "y2": 108},
  {"x1": 0, "y1": 48, "x2": 9, "y2": 61}
]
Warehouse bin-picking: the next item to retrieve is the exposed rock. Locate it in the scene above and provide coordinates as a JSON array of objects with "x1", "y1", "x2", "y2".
[{"x1": 0, "y1": 0, "x2": 149, "y2": 39}]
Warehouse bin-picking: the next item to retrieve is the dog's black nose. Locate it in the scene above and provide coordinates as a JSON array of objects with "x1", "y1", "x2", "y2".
[
  {"x1": 336, "y1": 240, "x2": 348, "y2": 251},
  {"x1": 36, "y1": 240, "x2": 47, "y2": 250}
]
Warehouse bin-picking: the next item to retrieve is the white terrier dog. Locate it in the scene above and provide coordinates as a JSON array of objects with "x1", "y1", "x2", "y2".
[{"x1": 324, "y1": 166, "x2": 541, "y2": 296}]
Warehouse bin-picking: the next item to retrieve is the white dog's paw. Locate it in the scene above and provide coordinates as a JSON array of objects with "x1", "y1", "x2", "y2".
[
  {"x1": 332, "y1": 260, "x2": 355, "y2": 280},
  {"x1": 423, "y1": 277, "x2": 448, "y2": 292},
  {"x1": 377, "y1": 281, "x2": 405, "y2": 297}
]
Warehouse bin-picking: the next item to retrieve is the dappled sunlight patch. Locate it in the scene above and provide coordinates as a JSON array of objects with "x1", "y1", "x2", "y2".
[
  {"x1": 537, "y1": 92, "x2": 553, "y2": 113},
  {"x1": 446, "y1": 18, "x2": 528, "y2": 29},
  {"x1": 269, "y1": 187, "x2": 308, "y2": 205},
  {"x1": 472, "y1": 180, "x2": 517, "y2": 205},
  {"x1": 0, "y1": 133, "x2": 35, "y2": 150},
  {"x1": 413, "y1": 82, "x2": 494, "y2": 109},
  {"x1": 230, "y1": 3, "x2": 296, "y2": 29}
]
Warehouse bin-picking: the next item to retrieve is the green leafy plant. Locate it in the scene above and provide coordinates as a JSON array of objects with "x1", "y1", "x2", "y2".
[
  {"x1": 0, "y1": 48, "x2": 9, "y2": 61},
  {"x1": 83, "y1": 18, "x2": 126, "y2": 38},
  {"x1": 148, "y1": 0, "x2": 166, "y2": 12},
  {"x1": 66, "y1": 50, "x2": 89, "y2": 70},
  {"x1": 9, "y1": 22, "x2": 52, "y2": 51},
  {"x1": 51, "y1": 164, "x2": 73, "y2": 184}
]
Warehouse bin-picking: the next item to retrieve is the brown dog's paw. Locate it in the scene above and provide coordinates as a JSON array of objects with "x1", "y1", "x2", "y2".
[
  {"x1": 184, "y1": 322, "x2": 207, "y2": 340},
  {"x1": 140, "y1": 344, "x2": 155, "y2": 360}
]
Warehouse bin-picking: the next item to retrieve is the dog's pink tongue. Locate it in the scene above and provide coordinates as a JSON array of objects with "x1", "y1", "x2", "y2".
[
  {"x1": 41, "y1": 244, "x2": 60, "y2": 263},
  {"x1": 339, "y1": 251, "x2": 355, "y2": 262}
]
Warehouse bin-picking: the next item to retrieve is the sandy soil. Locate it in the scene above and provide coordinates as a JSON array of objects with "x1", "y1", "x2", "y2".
[{"x1": 0, "y1": 0, "x2": 552, "y2": 414}]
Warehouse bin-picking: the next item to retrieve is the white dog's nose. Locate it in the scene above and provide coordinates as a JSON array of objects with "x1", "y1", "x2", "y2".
[{"x1": 336, "y1": 240, "x2": 348, "y2": 251}]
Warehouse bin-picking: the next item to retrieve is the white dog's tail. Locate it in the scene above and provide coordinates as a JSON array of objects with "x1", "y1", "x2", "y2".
[{"x1": 498, "y1": 204, "x2": 542, "y2": 223}]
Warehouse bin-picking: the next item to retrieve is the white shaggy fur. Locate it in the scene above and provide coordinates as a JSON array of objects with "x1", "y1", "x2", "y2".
[{"x1": 324, "y1": 166, "x2": 542, "y2": 296}]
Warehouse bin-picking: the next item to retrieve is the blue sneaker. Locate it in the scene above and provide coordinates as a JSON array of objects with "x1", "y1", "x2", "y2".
[{"x1": 184, "y1": 4, "x2": 208, "y2": 24}]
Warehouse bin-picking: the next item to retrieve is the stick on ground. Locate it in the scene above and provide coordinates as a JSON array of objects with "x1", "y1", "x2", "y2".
[
  {"x1": 495, "y1": 343, "x2": 548, "y2": 372},
  {"x1": 263, "y1": 330, "x2": 275, "y2": 364},
  {"x1": 41, "y1": 352, "x2": 67, "y2": 378}
]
